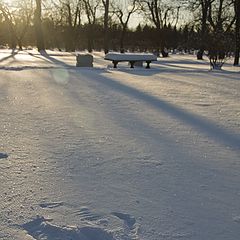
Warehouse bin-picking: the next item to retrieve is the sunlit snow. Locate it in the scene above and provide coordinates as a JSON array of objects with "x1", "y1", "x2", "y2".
[{"x1": 0, "y1": 49, "x2": 239, "y2": 240}]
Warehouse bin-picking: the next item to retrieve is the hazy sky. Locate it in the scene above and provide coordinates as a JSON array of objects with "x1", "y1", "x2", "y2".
[{"x1": 129, "y1": 13, "x2": 144, "y2": 28}]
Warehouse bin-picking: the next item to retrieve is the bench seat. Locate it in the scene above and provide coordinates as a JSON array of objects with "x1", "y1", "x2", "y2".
[{"x1": 104, "y1": 52, "x2": 157, "y2": 68}]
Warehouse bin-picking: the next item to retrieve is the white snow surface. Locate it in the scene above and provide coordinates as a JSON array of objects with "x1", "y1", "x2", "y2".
[
  {"x1": 105, "y1": 52, "x2": 157, "y2": 61},
  {"x1": 0, "y1": 49, "x2": 240, "y2": 240}
]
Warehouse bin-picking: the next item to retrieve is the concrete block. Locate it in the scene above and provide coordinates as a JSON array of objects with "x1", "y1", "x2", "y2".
[{"x1": 76, "y1": 54, "x2": 93, "y2": 67}]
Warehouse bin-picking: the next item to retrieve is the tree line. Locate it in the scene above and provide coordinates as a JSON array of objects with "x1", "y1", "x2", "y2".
[{"x1": 0, "y1": 0, "x2": 239, "y2": 65}]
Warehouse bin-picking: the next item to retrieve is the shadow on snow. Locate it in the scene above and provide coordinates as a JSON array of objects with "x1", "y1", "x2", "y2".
[{"x1": 30, "y1": 52, "x2": 240, "y2": 151}]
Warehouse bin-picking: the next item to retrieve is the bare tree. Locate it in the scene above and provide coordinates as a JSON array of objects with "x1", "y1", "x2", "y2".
[
  {"x1": 185, "y1": 0, "x2": 215, "y2": 59},
  {"x1": 208, "y1": 0, "x2": 235, "y2": 33},
  {"x1": 207, "y1": 0, "x2": 235, "y2": 69},
  {"x1": 197, "y1": 0, "x2": 213, "y2": 59},
  {"x1": 53, "y1": 0, "x2": 82, "y2": 51},
  {"x1": 102, "y1": 0, "x2": 110, "y2": 53},
  {"x1": 0, "y1": 0, "x2": 33, "y2": 50},
  {"x1": 34, "y1": 0, "x2": 45, "y2": 51},
  {"x1": 233, "y1": 0, "x2": 240, "y2": 65},
  {"x1": 0, "y1": 3, "x2": 17, "y2": 49},
  {"x1": 83, "y1": 0, "x2": 101, "y2": 52},
  {"x1": 112, "y1": 0, "x2": 138, "y2": 52},
  {"x1": 139, "y1": 0, "x2": 180, "y2": 57}
]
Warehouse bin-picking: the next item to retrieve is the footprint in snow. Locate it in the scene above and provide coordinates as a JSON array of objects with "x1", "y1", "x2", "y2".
[
  {"x1": 74, "y1": 207, "x2": 101, "y2": 222},
  {"x1": 22, "y1": 216, "x2": 114, "y2": 240},
  {"x1": 112, "y1": 212, "x2": 136, "y2": 230},
  {"x1": 111, "y1": 212, "x2": 140, "y2": 240},
  {"x1": 233, "y1": 216, "x2": 240, "y2": 223},
  {"x1": 39, "y1": 202, "x2": 63, "y2": 209}
]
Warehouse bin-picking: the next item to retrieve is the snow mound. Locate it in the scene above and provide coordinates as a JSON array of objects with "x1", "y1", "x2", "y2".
[
  {"x1": 112, "y1": 212, "x2": 136, "y2": 230},
  {"x1": 22, "y1": 216, "x2": 114, "y2": 240}
]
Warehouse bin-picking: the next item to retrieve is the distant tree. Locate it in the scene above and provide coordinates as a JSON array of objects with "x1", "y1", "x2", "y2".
[
  {"x1": 133, "y1": 24, "x2": 146, "y2": 51},
  {"x1": 233, "y1": 0, "x2": 240, "y2": 65},
  {"x1": 142, "y1": 24, "x2": 156, "y2": 50},
  {"x1": 0, "y1": 0, "x2": 33, "y2": 50},
  {"x1": 208, "y1": 0, "x2": 235, "y2": 34},
  {"x1": 207, "y1": 32, "x2": 229, "y2": 69},
  {"x1": 34, "y1": 0, "x2": 45, "y2": 51},
  {"x1": 102, "y1": 0, "x2": 110, "y2": 53},
  {"x1": 56, "y1": 0, "x2": 82, "y2": 51},
  {"x1": 83, "y1": 0, "x2": 101, "y2": 52},
  {"x1": 0, "y1": 4, "x2": 17, "y2": 49},
  {"x1": 0, "y1": 0, "x2": 236, "y2": 56},
  {"x1": 185, "y1": 0, "x2": 215, "y2": 60},
  {"x1": 112, "y1": 0, "x2": 139, "y2": 52},
  {"x1": 139, "y1": 0, "x2": 180, "y2": 57},
  {"x1": 207, "y1": 0, "x2": 234, "y2": 69},
  {"x1": 181, "y1": 25, "x2": 190, "y2": 52}
]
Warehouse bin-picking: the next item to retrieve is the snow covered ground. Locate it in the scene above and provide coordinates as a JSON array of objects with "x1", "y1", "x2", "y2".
[{"x1": 0, "y1": 49, "x2": 239, "y2": 240}]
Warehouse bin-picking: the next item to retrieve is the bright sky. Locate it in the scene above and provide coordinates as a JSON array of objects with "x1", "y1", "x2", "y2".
[
  {"x1": 1, "y1": 0, "x2": 191, "y2": 30},
  {"x1": 128, "y1": 13, "x2": 145, "y2": 29}
]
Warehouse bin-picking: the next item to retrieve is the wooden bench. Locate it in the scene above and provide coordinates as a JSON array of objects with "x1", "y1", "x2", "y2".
[{"x1": 104, "y1": 52, "x2": 157, "y2": 69}]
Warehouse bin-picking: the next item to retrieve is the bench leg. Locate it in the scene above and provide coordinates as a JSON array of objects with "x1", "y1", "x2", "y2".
[
  {"x1": 113, "y1": 61, "x2": 118, "y2": 68},
  {"x1": 130, "y1": 61, "x2": 135, "y2": 68},
  {"x1": 146, "y1": 61, "x2": 151, "y2": 69}
]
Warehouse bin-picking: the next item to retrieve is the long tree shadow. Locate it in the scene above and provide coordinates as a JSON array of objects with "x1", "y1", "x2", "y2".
[
  {"x1": 25, "y1": 50, "x2": 74, "y2": 68},
  {"x1": 125, "y1": 56, "x2": 239, "y2": 76},
  {"x1": 26, "y1": 51, "x2": 54, "y2": 63},
  {"x1": 156, "y1": 57, "x2": 209, "y2": 65},
  {"x1": 157, "y1": 62, "x2": 208, "y2": 70},
  {"x1": 33, "y1": 53, "x2": 240, "y2": 151},
  {"x1": 0, "y1": 50, "x2": 19, "y2": 63},
  {"x1": 74, "y1": 69, "x2": 240, "y2": 151},
  {"x1": 40, "y1": 50, "x2": 74, "y2": 67},
  {"x1": 155, "y1": 57, "x2": 240, "y2": 75}
]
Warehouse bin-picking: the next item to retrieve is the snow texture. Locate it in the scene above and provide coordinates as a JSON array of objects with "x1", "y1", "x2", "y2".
[
  {"x1": 0, "y1": 49, "x2": 240, "y2": 240},
  {"x1": 23, "y1": 216, "x2": 114, "y2": 240}
]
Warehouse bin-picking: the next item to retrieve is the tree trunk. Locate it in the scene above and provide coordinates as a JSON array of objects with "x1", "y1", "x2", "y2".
[
  {"x1": 34, "y1": 0, "x2": 45, "y2": 51},
  {"x1": 197, "y1": 3, "x2": 209, "y2": 60},
  {"x1": 65, "y1": 4, "x2": 77, "y2": 52},
  {"x1": 87, "y1": 38, "x2": 93, "y2": 53},
  {"x1": 158, "y1": 28, "x2": 168, "y2": 57},
  {"x1": 234, "y1": 0, "x2": 240, "y2": 66},
  {"x1": 0, "y1": 8, "x2": 17, "y2": 50},
  {"x1": 161, "y1": 49, "x2": 168, "y2": 57},
  {"x1": 103, "y1": 0, "x2": 109, "y2": 54},
  {"x1": 234, "y1": 43, "x2": 240, "y2": 66},
  {"x1": 10, "y1": 29, "x2": 17, "y2": 50},
  {"x1": 65, "y1": 27, "x2": 76, "y2": 52},
  {"x1": 18, "y1": 39, "x2": 23, "y2": 50},
  {"x1": 120, "y1": 27, "x2": 126, "y2": 53},
  {"x1": 87, "y1": 25, "x2": 93, "y2": 52},
  {"x1": 197, "y1": 48, "x2": 204, "y2": 60}
]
